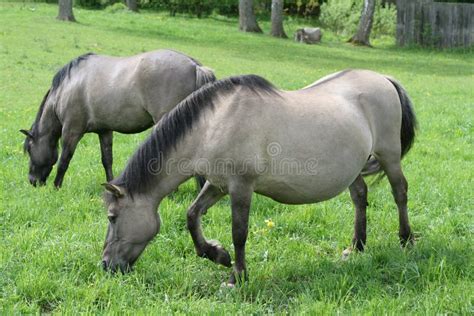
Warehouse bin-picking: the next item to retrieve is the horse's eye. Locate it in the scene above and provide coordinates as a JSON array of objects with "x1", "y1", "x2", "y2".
[{"x1": 108, "y1": 214, "x2": 117, "y2": 224}]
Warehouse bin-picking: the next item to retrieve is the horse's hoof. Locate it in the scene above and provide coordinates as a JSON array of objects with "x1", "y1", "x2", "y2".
[
  {"x1": 400, "y1": 238, "x2": 415, "y2": 249},
  {"x1": 204, "y1": 240, "x2": 232, "y2": 267},
  {"x1": 400, "y1": 233, "x2": 415, "y2": 248},
  {"x1": 220, "y1": 282, "x2": 235, "y2": 289},
  {"x1": 341, "y1": 248, "x2": 352, "y2": 261}
]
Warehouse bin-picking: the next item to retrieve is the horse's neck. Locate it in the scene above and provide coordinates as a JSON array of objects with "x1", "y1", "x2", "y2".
[
  {"x1": 154, "y1": 166, "x2": 191, "y2": 203},
  {"x1": 149, "y1": 148, "x2": 197, "y2": 205},
  {"x1": 125, "y1": 122, "x2": 203, "y2": 208},
  {"x1": 37, "y1": 102, "x2": 61, "y2": 143}
]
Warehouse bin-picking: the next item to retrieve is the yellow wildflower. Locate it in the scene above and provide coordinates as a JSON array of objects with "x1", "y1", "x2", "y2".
[{"x1": 265, "y1": 219, "x2": 275, "y2": 229}]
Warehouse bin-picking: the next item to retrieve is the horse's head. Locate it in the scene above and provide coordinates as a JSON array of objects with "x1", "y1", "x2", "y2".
[
  {"x1": 20, "y1": 129, "x2": 58, "y2": 186},
  {"x1": 101, "y1": 183, "x2": 160, "y2": 273}
]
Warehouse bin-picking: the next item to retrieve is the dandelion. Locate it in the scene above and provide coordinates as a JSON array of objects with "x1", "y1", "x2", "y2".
[{"x1": 265, "y1": 219, "x2": 275, "y2": 229}]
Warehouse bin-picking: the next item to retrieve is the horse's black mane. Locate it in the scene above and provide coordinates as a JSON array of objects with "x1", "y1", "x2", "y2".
[
  {"x1": 24, "y1": 89, "x2": 50, "y2": 146},
  {"x1": 112, "y1": 74, "x2": 279, "y2": 195},
  {"x1": 51, "y1": 52, "x2": 95, "y2": 92},
  {"x1": 26, "y1": 53, "x2": 95, "y2": 143}
]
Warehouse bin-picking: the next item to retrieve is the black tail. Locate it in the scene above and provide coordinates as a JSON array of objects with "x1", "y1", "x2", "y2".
[{"x1": 362, "y1": 77, "x2": 417, "y2": 176}]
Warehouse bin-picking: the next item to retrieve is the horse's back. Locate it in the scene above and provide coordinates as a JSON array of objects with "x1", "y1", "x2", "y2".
[
  {"x1": 57, "y1": 50, "x2": 198, "y2": 133},
  {"x1": 132, "y1": 50, "x2": 199, "y2": 118}
]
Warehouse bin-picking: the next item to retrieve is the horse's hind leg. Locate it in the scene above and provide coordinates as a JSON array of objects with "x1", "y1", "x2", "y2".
[
  {"x1": 99, "y1": 131, "x2": 113, "y2": 181},
  {"x1": 186, "y1": 182, "x2": 231, "y2": 267},
  {"x1": 377, "y1": 155, "x2": 413, "y2": 246},
  {"x1": 349, "y1": 175, "x2": 368, "y2": 251}
]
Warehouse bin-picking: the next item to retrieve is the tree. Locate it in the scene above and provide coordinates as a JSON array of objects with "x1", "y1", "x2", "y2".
[
  {"x1": 126, "y1": 0, "x2": 138, "y2": 12},
  {"x1": 271, "y1": 0, "x2": 287, "y2": 38},
  {"x1": 57, "y1": 0, "x2": 75, "y2": 22},
  {"x1": 239, "y1": 0, "x2": 262, "y2": 33},
  {"x1": 349, "y1": 0, "x2": 376, "y2": 46}
]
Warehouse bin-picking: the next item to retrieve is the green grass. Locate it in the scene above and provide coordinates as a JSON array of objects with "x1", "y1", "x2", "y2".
[{"x1": 1, "y1": 2, "x2": 473, "y2": 314}]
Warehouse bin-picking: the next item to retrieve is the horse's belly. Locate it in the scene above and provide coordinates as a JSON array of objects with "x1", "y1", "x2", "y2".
[
  {"x1": 87, "y1": 99, "x2": 154, "y2": 133},
  {"x1": 255, "y1": 168, "x2": 361, "y2": 204},
  {"x1": 252, "y1": 131, "x2": 371, "y2": 204}
]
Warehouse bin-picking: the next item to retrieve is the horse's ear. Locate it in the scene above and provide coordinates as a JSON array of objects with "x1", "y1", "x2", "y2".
[
  {"x1": 20, "y1": 129, "x2": 33, "y2": 138},
  {"x1": 102, "y1": 183, "x2": 124, "y2": 198}
]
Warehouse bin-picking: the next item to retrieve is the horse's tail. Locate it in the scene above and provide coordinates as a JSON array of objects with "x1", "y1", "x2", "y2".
[
  {"x1": 362, "y1": 76, "x2": 417, "y2": 176},
  {"x1": 195, "y1": 65, "x2": 216, "y2": 89}
]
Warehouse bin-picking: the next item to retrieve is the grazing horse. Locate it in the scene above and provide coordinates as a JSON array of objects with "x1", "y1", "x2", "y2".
[
  {"x1": 21, "y1": 49, "x2": 215, "y2": 188},
  {"x1": 101, "y1": 70, "x2": 417, "y2": 286}
]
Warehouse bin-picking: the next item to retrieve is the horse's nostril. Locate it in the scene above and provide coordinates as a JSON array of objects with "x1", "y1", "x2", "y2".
[{"x1": 102, "y1": 260, "x2": 108, "y2": 271}]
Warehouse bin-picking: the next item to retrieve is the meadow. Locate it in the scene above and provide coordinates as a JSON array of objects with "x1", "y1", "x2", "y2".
[{"x1": 0, "y1": 2, "x2": 473, "y2": 314}]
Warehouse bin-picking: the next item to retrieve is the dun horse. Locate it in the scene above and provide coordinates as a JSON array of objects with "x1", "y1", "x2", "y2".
[
  {"x1": 101, "y1": 70, "x2": 417, "y2": 286},
  {"x1": 21, "y1": 50, "x2": 215, "y2": 188}
]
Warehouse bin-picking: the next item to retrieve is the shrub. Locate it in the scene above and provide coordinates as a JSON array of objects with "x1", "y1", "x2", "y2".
[
  {"x1": 373, "y1": 1, "x2": 396, "y2": 37},
  {"x1": 137, "y1": 0, "x2": 328, "y2": 18},
  {"x1": 75, "y1": 0, "x2": 104, "y2": 9},
  {"x1": 74, "y1": 0, "x2": 122, "y2": 9},
  {"x1": 319, "y1": 0, "x2": 359, "y2": 35},
  {"x1": 319, "y1": 0, "x2": 396, "y2": 38},
  {"x1": 104, "y1": 2, "x2": 129, "y2": 13}
]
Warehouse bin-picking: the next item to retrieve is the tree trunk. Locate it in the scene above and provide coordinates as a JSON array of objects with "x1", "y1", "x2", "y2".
[
  {"x1": 126, "y1": 0, "x2": 138, "y2": 12},
  {"x1": 271, "y1": 0, "x2": 287, "y2": 38},
  {"x1": 57, "y1": 0, "x2": 75, "y2": 22},
  {"x1": 239, "y1": 0, "x2": 262, "y2": 33},
  {"x1": 349, "y1": 0, "x2": 376, "y2": 46}
]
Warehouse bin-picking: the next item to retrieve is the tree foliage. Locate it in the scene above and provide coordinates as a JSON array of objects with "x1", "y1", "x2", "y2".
[
  {"x1": 320, "y1": 0, "x2": 396, "y2": 38},
  {"x1": 51, "y1": 0, "x2": 330, "y2": 17}
]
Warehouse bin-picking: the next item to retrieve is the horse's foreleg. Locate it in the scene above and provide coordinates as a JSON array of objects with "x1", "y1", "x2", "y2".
[
  {"x1": 54, "y1": 132, "x2": 82, "y2": 188},
  {"x1": 227, "y1": 180, "x2": 253, "y2": 286},
  {"x1": 186, "y1": 182, "x2": 231, "y2": 267},
  {"x1": 99, "y1": 131, "x2": 114, "y2": 182},
  {"x1": 349, "y1": 174, "x2": 368, "y2": 251}
]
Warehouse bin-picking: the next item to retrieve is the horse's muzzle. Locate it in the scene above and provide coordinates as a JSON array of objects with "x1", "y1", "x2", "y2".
[
  {"x1": 29, "y1": 175, "x2": 46, "y2": 187},
  {"x1": 102, "y1": 259, "x2": 132, "y2": 274}
]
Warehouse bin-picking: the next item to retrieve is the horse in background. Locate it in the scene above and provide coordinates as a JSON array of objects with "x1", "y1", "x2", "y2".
[{"x1": 21, "y1": 49, "x2": 215, "y2": 188}]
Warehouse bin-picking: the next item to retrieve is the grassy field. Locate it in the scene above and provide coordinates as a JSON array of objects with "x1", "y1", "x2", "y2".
[{"x1": 1, "y1": 2, "x2": 473, "y2": 314}]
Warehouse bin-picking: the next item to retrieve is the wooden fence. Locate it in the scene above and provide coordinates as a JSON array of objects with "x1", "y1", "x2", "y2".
[{"x1": 397, "y1": 0, "x2": 474, "y2": 48}]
